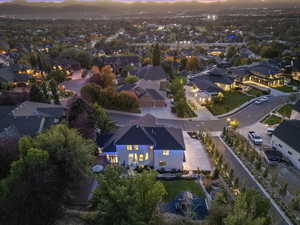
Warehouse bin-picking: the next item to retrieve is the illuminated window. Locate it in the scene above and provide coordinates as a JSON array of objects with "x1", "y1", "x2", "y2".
[
  {"x1": 139, "y1": 154, "x2": 144, "y2": 161},
  {"x1": 128, "y1": 153, "x2": 134, "y2": 162},
  {"x1": 159, "y1": 160, "x2": 167, "y2": 166},
  {"x1": 145, "y1": 152, "x2": 149, "y2": 160},
  {"x1": 127, "y1": 145, "x2": 133, "y2": 151},
  {"x1": 163, "y1": 150, "x2": 170, "y2": 156},
  {"x1": 134, "y1": 153, "x2": 138, "y2": 162},
  {"x1": 134, "y1": 145, "x2": 139, "y2": 151},
  {"x1": 149, "y1": 146, "x2": 154, "y2": 150}
]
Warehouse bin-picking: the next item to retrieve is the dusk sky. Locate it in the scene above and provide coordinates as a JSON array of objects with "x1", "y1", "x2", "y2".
[{"x1": 0, "y1": 0, "x2": 227, "y2": 3}]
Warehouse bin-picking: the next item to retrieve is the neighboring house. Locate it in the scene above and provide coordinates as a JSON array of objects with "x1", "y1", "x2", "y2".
[
  {"x1": 0, "y1": 66, "x2": 31, "y2": 87},
  {"x1": 136, "y1": 65, "x2": 168, "y2": 90},
  {"x1": 118, "y1": 84, "x2": 166, "y2": 108},
  {"x1": 291, "y1": 100, "x2": 300, "y2": 120},
  {"x1": 97, "y1": 114, "x2": 185, "y2": 171},
  {"x1": 0, "y1": 101, "x2": 66, "y2": 138},
  {"x1": 271, "y1": 120, "x2": 300, "y2": 170},
  {"x1": 238, "y1": 48, "x2": 257, "y2": 59}
]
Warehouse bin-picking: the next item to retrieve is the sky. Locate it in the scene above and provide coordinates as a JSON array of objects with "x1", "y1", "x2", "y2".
[{"x1": 0, "y1": 0, "x2": 228, "y2": 3}]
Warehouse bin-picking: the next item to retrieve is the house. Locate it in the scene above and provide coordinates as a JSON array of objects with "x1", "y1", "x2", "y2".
[
  {"x1": 271, "y1": 120, "x2": 300, "y2": 170},
  {"x1": 136, "y1": 65, "x2": 168, "y2": 90},
  {"x1": 238, "y1": 48, "x2": 257, "y2": 59},
  {"x1": 97, "y1": 114, "x2": 185, "y2": 171},
  {"x1": 291, "y1": 100, "x2": 300, "y2": 120},
  {"x1": 118, "y1": 84, "x2": 166, "y2": 108},
  {"x1": 0, "y1": 66, "x2": 32, "y2": 87},
  {"x1": 0, "y1": 101, "x2": 66, "y2": 139}
]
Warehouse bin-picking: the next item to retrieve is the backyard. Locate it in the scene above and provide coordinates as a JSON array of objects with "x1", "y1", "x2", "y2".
[
  {"x1": 161, "y1": 180, "x2": 204, "y2": 201},
  {"x1": 206, "y1": 91, "x2": 253, "y2": 115}
]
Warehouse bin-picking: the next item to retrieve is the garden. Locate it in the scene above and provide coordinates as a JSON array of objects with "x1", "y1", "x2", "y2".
[{"x1": 262, "y1": 114, "x2": 283, "y2": 125}]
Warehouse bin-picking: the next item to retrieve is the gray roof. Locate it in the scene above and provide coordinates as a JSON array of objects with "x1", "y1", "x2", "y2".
[
  {"x1": 273, "y1": 120, "x2": 300, "y2": 153},
  {"x1": 137, "y1": 65, "x2": 168, "y2": 81},
  {"x1": 0, "y1": 67, "x2": 15, "y2": 82},
  {"x1": 100, "y1": 115, "x2": 185, "y2": 152}
]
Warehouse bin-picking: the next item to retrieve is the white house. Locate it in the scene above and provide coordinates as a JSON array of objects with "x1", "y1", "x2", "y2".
[
  {"x1": 271, "y1": 120, "x2": 300, "y2": 170},
  {"x1": 97, "y1": 114, "x2": 185, "y2": 171}
]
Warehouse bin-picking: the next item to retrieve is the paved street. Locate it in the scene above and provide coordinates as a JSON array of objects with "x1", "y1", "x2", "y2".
[{"x1": 110, "y1": 95, "x2": 290, "y2": 132}]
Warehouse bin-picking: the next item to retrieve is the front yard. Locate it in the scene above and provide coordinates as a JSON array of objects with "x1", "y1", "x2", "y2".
[
  {"x1": 206, "y1": 91, "x2": 253, "y2": 116},
  {"x1": 246, "y1": 87, "x2": 268, "y2": 97},
  {"x1": 277, "y1": 104, "x2": 293, "y2": 118},
  {"x1": 161, "y1": 180, "x2": 204, "y2": 201},
  {"x1": 275, "y1": 86, "x2": 296, "y2": 93},
  {"x1": 262, "y1": 114, "x2": 282, "y2": 125}
]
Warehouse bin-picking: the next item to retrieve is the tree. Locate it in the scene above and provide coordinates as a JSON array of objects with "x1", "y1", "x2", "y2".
[
  {"x1": 29, "y1": 83, "x2": 47, "y2": 103},
  {"x1": 152, "y1": 44, "x2": 161, "y2": 66},
  {"x1": 49, "y1": 79, "x2": 60, "y2": 104},
  {"x1": 0, "y1": 148, "x2": 62, "y2": 225},
  {"x1": 47, "y1": 69, "x2": 66, "y2": 83},
  {"x1": 0, "y1": 138, "x2": 19, "y2": 179},
  {"x1": 224, "y1": 189, "x2": 271, "y2": 225},
  {"x1": 205, "y1": 192, "x2": 230, "y2": 225},
  {"x1": 91, "y1": 104, "x2": 116, "y2": 134},
  {"x1": 88, "y1": 65, "x2": 116, "y2": 88},
  {"x1": 32, "y1": 124, "x2": 95, "y2": 190},
  {"x1": 187, "y1": 56, "x2": 200, "y2": 72},
  {"x1": 92, "y1": 166, "x2": 166, "y2": 225},
  {"x1": 125, "y1": 74, "x2": 139, "y2": 84},
  {"x1": 226, "y1": 46, "x2": 237, "y2": 59}
]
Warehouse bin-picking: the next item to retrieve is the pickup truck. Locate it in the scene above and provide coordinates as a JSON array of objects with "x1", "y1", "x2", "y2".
[{"x1": 248, "y1": 131, "x2": 263, "y2": 145}]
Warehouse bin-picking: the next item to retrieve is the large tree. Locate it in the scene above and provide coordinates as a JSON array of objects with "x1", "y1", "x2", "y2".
[
  {"x1": 92, "y1": 166, "x2": 166, "y2": 225},
  {"x1": 91, "y1": 104, "x2": 116, "y2": 135},
  {"x1": 152, "y1": 43, "x2": 161, "y2": 66},
  {"x1": 0, "y1": 148, "x2": 62, "y2": 225}
]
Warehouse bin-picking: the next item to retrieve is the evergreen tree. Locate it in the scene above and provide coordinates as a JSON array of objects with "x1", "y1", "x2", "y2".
[{"x1": 152, "y1": 43, "x2": 161, "y2": 66}]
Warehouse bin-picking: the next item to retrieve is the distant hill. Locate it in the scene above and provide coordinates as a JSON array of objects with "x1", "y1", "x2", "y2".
[{"x1": 0, "y1": 0, "x2": 299, "y2": 19}]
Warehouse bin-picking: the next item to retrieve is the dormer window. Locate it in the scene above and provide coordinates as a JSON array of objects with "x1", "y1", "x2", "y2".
[{"x1": 163, "y1": 150, "x2": 170, "y2": 156}]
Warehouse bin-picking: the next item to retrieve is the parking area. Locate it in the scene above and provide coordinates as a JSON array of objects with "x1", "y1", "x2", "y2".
[{"x1": 182, "y1": 132, "x2": 212, "y2": 172}]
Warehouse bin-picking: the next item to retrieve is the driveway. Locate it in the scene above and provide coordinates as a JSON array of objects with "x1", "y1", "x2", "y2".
[{"x1": 182, "y1": 132, "x2": 212, "y2": 172}]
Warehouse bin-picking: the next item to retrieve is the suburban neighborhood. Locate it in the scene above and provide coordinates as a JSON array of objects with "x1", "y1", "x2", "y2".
[{"x1": 0, "y1": 1, "x2": 300, "y2": 225}]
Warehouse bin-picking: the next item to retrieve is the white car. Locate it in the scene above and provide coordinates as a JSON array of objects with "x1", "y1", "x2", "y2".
[
  {"x1": 255, "y1": 100, "x2": 263, "y2": 104},
  {"x1": 248, "y1": 131, "x2": 263, "y2": 145}
]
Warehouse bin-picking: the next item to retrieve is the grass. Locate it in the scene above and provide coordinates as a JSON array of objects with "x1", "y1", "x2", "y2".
[
  {"x1": 290, "y1": 79, "x2": 300, "y2": 89},
  {"x1": 247, "y1": 88, "x2": 267, "y2": 97},
  {"x1": 277, "y1": 104, "x2": 293, "y2": 118},
  {"x1": 206, "y1": 91, "x2": 253, "y2": 116},
  {"x1": 161, "y1": 180, "x2": 204, "y2": 201},
  {"x1": 262, "y1": 115, "x2": 282, "y2": 125},
  {"x1": 275, "y1": 86, "x2": 296, "y2": 93}
]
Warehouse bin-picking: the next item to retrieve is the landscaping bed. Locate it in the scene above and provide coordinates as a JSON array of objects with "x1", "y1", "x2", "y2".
[
  {"x1": 262, "y1": 115, "x2": 282, "y2": 125},
  {"x1": 161, "y1": 180, "x2": 204, "y2": 201},
  {"x1": 275, "y1": 86, "x2": 296, "y2": 93},
  {"x1": 246, "y1": 88, "x2": 269, "y2": 97},
  {"x1": 206, "y1": 91, "x2": 253, "y2": 116},
  {"x1": 277, "y1": 104, "x2": 293, "y2": 118}
]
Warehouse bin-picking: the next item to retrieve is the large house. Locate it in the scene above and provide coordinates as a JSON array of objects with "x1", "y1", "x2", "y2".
[
  {"x1": 271, "y1": 120, "x2": 300, "y2": 170},
  {"x1": 0, "y1": 101, "x2": 66, "y2": 139},
  {"x1": 97, "y1": 114, "x2": 185, "y2": 171}
]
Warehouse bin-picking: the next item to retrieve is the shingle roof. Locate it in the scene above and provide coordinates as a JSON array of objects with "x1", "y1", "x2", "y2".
[
  {"x1": 273, "y1": 120, "x2": 300, "y2": 153},
  {"x1": 145, "y1": 89, "x2": 164, "y2": 100},
  {"x1": 101, "y1": 115, "x2": 185, "y2": 152},
  {"x1": 137, "y1": 65, "x2": 168, "y2": 81}
]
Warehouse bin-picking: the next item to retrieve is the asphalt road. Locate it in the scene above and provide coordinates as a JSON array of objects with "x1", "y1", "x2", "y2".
[{"x1": 109, "y1": 95, "x2": 289, "y2": 132}]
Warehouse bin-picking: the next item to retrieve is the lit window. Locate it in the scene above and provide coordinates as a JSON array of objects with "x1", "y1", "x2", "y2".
[
  {"x1": 134, "y1": 145, "x2": 139, "y2": 151},
  {"x1": 149, "y1": 146, "x2": 154, "y2": 150},
  {"x1": 134, "y1": 153, "x2": 138, "y2": 162},
  {"x1": 163, "y1": 150, "x2": 170, "y2": 156},
  {"x1": 127, "y1": 145, "x2": 132, "y2": 151},
  {"x1": 139, "y1": 154, "x2": 144, "y2": 161},
  {"x1": 159, "y1": 160, "x2": 167, "y2": 166},
  {"x1": 128, "y1": 153, "x2": 134, "y2": 162},
  {"x1": 145, "y1": 152, "x2": 149, "y2": 160}
]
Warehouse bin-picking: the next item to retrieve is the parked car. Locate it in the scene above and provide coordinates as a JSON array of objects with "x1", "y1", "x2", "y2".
[
  {"x1": 267, "y1": 128, "x2": 275, "y2": 135},
  {"x1": 255, "y1": 96, "x2": 269, "y2": 104},
  {"x1": 248, "y1": 131, "x2": 263, "y2": 145},
  {"x1": 263, "y1": 150, "x2": 283, "y2": 165},
  {"x1": 255, "y1": 99, "x2": 263, "y2": 104}
]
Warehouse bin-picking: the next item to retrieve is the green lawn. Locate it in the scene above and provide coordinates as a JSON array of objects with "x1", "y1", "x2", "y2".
[
  {"x1": 247, "y1": 88, "x2": 267, "y2": 97},
  {"x1": 275, "y1": 86, "x2": 296, "y2": 93},
  {"x1": 290, "y1": 79, "x2": 300, "y2": 89},
  {"x1": 206, "y1": 91, "x2": 253, "y2": 116},
  {"x1": 262, "y1": 115, "x2": 282, "y2": 125},
  {"x1": 277, "y1": 104, "x2": 293, "y2": 118},
  {"x1": 161, "y1": 180, "x2": 204, "y2": 201}
]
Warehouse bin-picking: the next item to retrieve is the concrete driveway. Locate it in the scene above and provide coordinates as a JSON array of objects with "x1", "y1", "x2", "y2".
[{"x1": 182, "y1": 132, "x2": 212, "y2": 172}]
